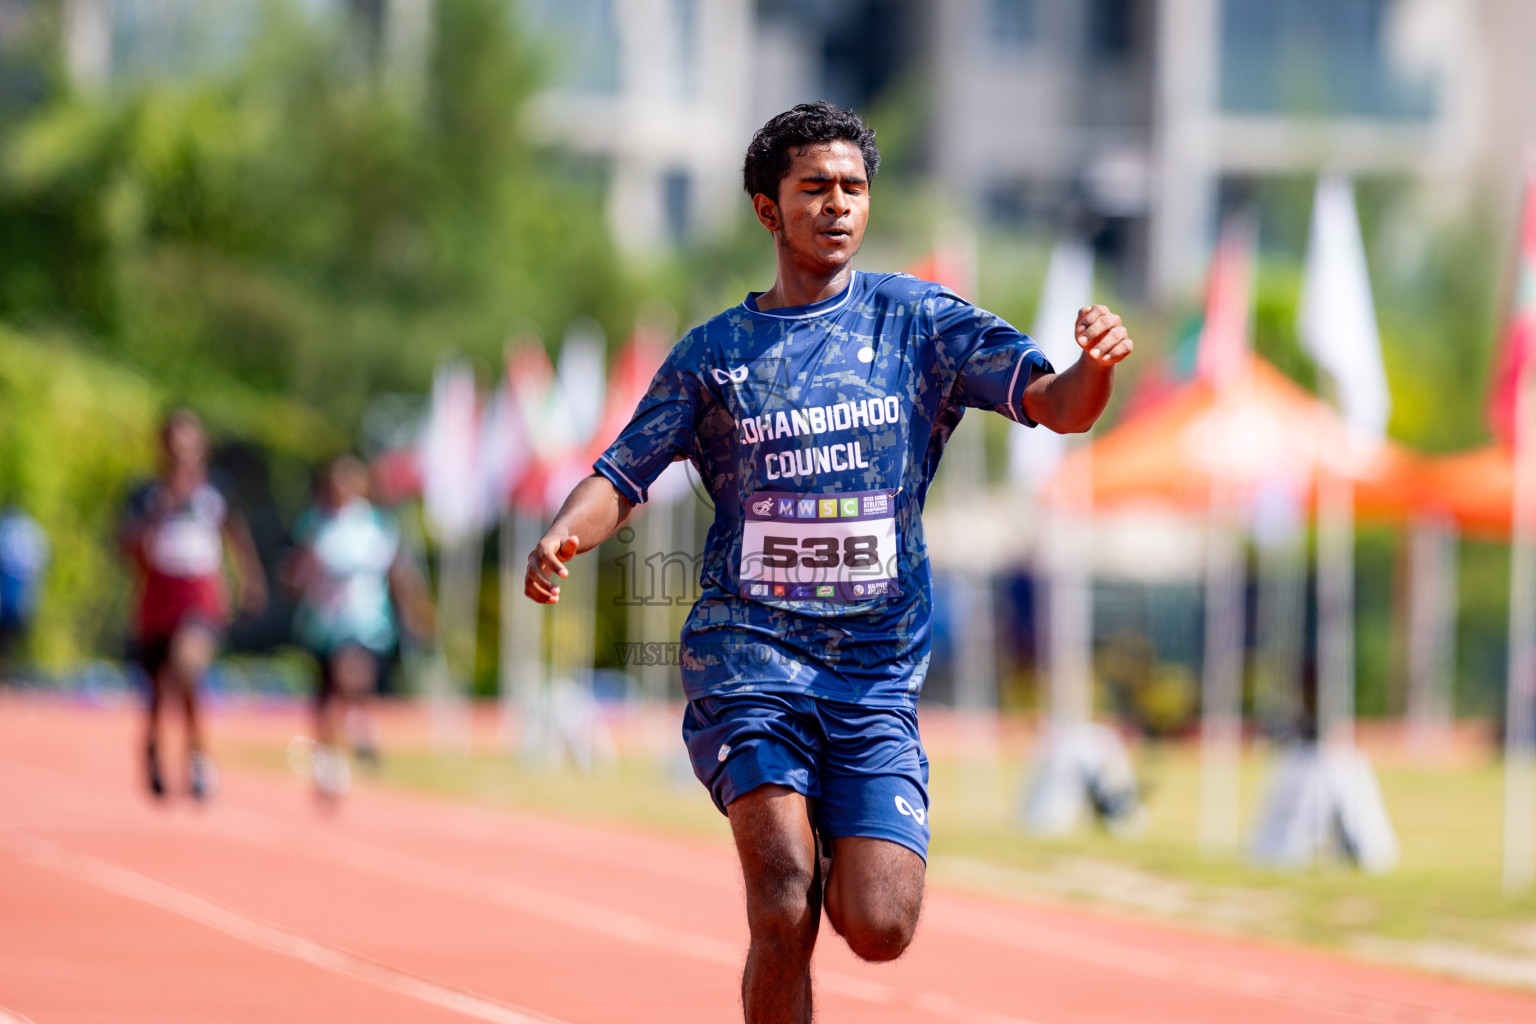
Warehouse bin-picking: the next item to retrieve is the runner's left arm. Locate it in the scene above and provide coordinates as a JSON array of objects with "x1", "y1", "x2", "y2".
[
  {"x1": 221, "y1": 511, "x2": 268, "y2": 618},
  {"x1": 1022, "y1": 304, "x2": 1134, "y2": 433}
]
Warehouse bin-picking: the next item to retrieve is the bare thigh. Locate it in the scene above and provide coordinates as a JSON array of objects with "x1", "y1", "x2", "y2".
[{"x1": 824, "y1": 835, "x2": 925, "y2": 962}]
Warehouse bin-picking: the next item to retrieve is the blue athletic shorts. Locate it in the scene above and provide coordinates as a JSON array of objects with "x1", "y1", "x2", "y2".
[{"x1": 681, "y1": 692, "x2": 930, "y2": 861}]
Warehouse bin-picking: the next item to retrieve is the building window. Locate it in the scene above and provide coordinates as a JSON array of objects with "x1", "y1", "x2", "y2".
[
  {"x1": 527, "y1": 0, "x2": 621, "y2": 95},
  {"x1": 1088, "y1": 0, "x2": 1134, "y2": 57},
  {"x1": 1220, "y1": 0, "x2": 1435, "y2": 119},
  {"x1": 673, "y1": 0, "x2": 698, "y2": 98},
  {"x1": 663, "y1": 169, "x2": 691, "y2": 245},
  {"x1": 986, "y1": 0, "x2": 1036, "y2": 53}
]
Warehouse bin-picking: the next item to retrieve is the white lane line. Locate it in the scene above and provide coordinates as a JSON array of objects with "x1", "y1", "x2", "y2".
[
  {"x1": 0, "y1": 773, "x2": 1037, "y2": 1024},
  {"x1": 191, "y1": 806, "x2": 1044, "y2": 1023},
  {"x1": 922, "y1": 901, "x2": 1507, "y2": 1024},
  {"x1": 205, "y1": 807, "x2": 909, "y2": 1010},
  {"x1": 2, "y1": 831, "x2": 569, "y2": 1024}
]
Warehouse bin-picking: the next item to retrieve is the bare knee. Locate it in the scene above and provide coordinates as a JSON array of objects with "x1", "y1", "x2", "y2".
[
  {"x1": 747, "y1": 857, "x2": 818, "y2": 946},
  {"x1": 824, "y1": 837, "x2": 925, "y2": 963},
  {"x1": 838, "y1": 903, "x2": 919, "y2": 962}
]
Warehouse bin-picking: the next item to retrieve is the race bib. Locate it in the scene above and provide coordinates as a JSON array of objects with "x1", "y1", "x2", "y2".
[{"x1": 739, "y1": 489, "x2": 899, "y2": 602}]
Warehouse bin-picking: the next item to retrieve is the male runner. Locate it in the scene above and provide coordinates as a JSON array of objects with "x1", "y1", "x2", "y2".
[
  {"x1": 121, "y1": 410, "x2": 266, "y2": 800},
  {"x1": 525, "y1": 101, "x2": 1133, "y2": 1023}
]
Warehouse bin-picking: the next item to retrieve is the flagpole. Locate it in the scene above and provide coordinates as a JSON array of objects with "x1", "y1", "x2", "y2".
[
  {"x1": 1195, "y1": 213, "x2": 1255, "y2": 856},
  {"x1": 1406, "y1": 515, "x2": 1457, "y2": 754},
  {"x1": 1198, "y1": 472, "x2": 1244, "y2": 853},
  {"x1": 1505, "y1": 369, "x2": 1536, "y2": 892},
  {"x1": 1316, "y1": 453, "x2": 1356, "y2": 752}
]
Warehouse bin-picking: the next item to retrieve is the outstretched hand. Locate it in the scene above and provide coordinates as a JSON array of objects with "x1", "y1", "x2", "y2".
[
  {"x1": 525, "y1": 534, "x2": 579, "y2": 604},
  {"x1": 1075, "y1": 304, "x2": 1134, "y2": 367}
]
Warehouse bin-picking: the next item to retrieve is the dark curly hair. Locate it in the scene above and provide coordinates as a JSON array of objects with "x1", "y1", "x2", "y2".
[{"x1": 742, "y1": 101, "x2": 880, "y2": 202}]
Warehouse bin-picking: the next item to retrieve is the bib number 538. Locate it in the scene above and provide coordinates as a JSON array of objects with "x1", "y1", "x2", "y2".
[{"x1": 760, "y1": 535, "x2": 879, "y2": 569}]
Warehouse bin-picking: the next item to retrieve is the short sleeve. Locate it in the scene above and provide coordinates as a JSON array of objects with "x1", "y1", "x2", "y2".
[
  {"x1": 122, "y1": 481, "x2": 155, "y2": 528},
  {"x1": 931, "y1": 288, "x2": 1054, "y2": 427},
  {"x1": 594, "y1": 346, "x2": 698, "y2": 505}
]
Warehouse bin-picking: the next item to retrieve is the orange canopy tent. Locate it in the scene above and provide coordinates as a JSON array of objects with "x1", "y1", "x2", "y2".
[
  {"x1": 1416, "y1": 445, "x2": 1519, "y2": 539},
  {"x1": 1048, "y1": 356, "x2": 1424, "y2": 523}
]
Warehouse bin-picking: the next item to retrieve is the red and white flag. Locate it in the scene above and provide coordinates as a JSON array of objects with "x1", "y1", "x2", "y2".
[
  {"x1": 1488, "y1": 165, "x2": 1536, "y2": 446},
  {"x1": 1195, "y1": 213, "x2": 1257, "y2": 391}
]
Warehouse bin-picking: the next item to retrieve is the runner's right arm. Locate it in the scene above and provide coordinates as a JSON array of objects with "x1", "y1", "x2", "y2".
[{"x1": 524, "y1": 474, "x2": 634, "y2": 605}]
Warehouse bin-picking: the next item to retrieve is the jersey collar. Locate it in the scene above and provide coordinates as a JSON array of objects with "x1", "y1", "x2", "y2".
[{"x1": 741, "y1": 272, "x2": 858, "y2": 320}]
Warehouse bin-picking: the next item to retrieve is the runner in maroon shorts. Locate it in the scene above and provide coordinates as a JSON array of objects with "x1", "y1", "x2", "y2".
[{"x1": 120, "y1": 410, "x2": 266, "y2": 800}]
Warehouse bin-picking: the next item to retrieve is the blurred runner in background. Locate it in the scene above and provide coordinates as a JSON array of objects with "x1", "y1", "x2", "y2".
[
  {"x1": 0, "y1": 506, "x2": 49, "y2": 683},
  {"x1": 120, "y1": 409, "x2": 267, "y2": 800},
  {"x1": 284, "y1": 454, "x2": 432, "y2": 800}
]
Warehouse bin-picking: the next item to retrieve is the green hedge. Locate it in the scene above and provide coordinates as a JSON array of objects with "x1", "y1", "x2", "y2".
[{"x1": 0, "y1": 327, "x2": 161, "y2": 668}]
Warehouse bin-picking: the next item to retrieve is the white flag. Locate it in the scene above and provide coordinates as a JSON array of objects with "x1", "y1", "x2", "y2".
[
  {"x1": 421, "y1": 360, "x2": 484, "y2": 544},
  {"x1": 1299, "y1": 174, "x2": 1390, "y2": 437},
  {"x1": 1009, "y1": 238, "x2": 1094, "y2": 488}
]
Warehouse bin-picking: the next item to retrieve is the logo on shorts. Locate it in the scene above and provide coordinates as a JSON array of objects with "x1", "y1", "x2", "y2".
[
  {"x1": 717, "y1": 744, "x2": 732, "y2": 762},
  {"x1": 894, "y1": 795, "x2": 927, "y2": 826},
  {"x1": 752, "y1": 498, "x2": 774, "y2": 516}
]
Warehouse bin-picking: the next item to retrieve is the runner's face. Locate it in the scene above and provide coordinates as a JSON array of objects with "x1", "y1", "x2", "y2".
[
  {"x1": 162, "y1": 422, "x2": 207, "y2": 480},
  {"x1": 767, "y1": 140, "x2": 868, "y2": 274}
]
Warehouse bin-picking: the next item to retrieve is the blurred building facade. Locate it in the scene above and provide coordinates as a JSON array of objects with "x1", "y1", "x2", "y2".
[
  {"x1": 45, "y1": 0, "x2": 1536, "y2": 295},
  {"x1": 522, "y1": 0, "x2": 1536, "y2": 297},
  {"x1": 928, "y1": 0, "x2": 1536, "y2": 298}
]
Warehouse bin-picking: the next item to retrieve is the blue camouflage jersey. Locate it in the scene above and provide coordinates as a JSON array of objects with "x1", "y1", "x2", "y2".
[{"x1": 595, "y1": 271, "x2": 1053, "y2": 707}]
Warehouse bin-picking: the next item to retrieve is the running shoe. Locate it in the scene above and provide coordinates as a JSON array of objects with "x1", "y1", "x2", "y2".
[
  {"x1": 146, "y1": 745, "x2": 166, "y2": 799},
  {"x1": 313, "y1": 744, "x2": 351, "y2": 799},
  {"x1": 188, "y1": 751, "x2": 218, "y2": 801}
]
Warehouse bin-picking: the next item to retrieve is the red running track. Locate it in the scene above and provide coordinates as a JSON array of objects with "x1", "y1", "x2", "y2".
[{"x1": 3, "y1": 694, "x2": 1535, "y2": 1024}]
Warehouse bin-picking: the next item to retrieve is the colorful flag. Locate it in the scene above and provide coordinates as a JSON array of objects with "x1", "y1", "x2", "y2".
[
  {"x1": 505, "y1": 343, "x2": 556, "y2": 514},
  {"x1": 1195, "y1": 213, "x2": 1256, "y2": 391},
  {"x1": 1009, "y1": 238, "x2": 1093, "y2": 488},
  {"x1": 1488, "y1": 167, "x2": 1536, "y2": 446},
  {"x1": 905, "y1": 224, "x2": 977, "y2": 299},
  {"x1": 420, "y1": 361, "x2": 483, "y2": 544},
  {"x1": 1299, "y1": 174, "x2": 1390, "y2": 438}
]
